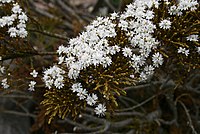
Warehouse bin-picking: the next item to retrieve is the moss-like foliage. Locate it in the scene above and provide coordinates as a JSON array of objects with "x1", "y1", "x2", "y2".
[{"x1": 41, "y1": 87, "x2": 86, "y2": 124}]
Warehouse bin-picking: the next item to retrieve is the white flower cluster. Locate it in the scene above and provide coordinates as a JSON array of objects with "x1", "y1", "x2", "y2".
[
  {"x1": 0, "y1": 1, "x2": 28, "y2": 38},
  {"x1": 159, "y1": 0, "x2": 199, "y2": 57},
  {"x1": 1, "y1": 78, "x2": 9, "y2": 89},
  {"x1": 0, "y1": 55, "x2": 9, "y2": 89},
  {"x1": 28, "y1": 70, "x2": 38, "y2": 91},
  {"x1": 57, "y1": 17, "x2": 117, "y2": 80},
  {"x1": 42, "y1": 0, "x2": 199, "y2": 117},
  {"x1": 168, "y1": 0, "x2": 198, "y2": 15},
  {"x1": 177, "y1": 34, "x2": 199, "y2": 56},
  {"x1": 53, "y1": 0, "x2": 165, "y2": 116},
  {"x1": 43, "y1": 66, "x2": 65, "y2": 89},
  {"x1": 118, "y1": 1, "x2": 163, "y2": 80},
  {"x1": 28, "y1": 81, "x2": 36, "y2": 91},
  {"x1": 71, "y1": 83, "x2": 106, "y2": 116},
  {"x1": 0, "y1": 0, "x2": 14, "y2": 4}
]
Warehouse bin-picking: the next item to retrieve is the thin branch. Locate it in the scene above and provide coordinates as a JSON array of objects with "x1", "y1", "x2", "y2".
[
  {"x1": 1, "y1": 51, "x2": 57, "y2": 61},
  {"x1": 1, "y1": 110, "x2": 36, "y2": 118},
  {"x1": 110, "y1": 118, "x2": 133, "y2": 128},
  {"x1": 56, "y1": 0, "x2": 84, "y2": 24},
  {"x1": 124, "y1": 81, "x2": 161, "y2": 90},
  {"x1": 28, "y1": 1, "x2": 73, "y2": 29},
  {"x1": 113, "y1": 111, "x2": 144, "y2": 117},
  {"x1": 58, "y1": 118, "x2": 102, "y2": 132},
  {"x1": 28, "y1": 29, "x2": 69, "y2": 41},
  {"x1": 178, "y1": 101, "x2": 198, "y2": 134},
  {"x1": 117, "y1": 94, "x2": 158, "y2": 112}
]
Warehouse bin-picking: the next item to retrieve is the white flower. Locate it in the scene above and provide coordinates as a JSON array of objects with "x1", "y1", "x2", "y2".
[
  {"x1": 58, "y1": 56, "x2": 65, "y2": 64},
  {"x1": 119, "y1": 19, "x2": 129, "y2": 31},
  {"x1": 139, "y1": 72, "x2": 147, "y2": 81},
  {"x1": 30, "y1": 70, "x2": 38, "y2": 78},
  {"x1": 145, "y1": 10, "x2": 154, "y2": 20},
  {"x1": 65, "y1": 57, "x2": 75, "y2": 67},
  {"x1": 86, "y1": 93, "x2": 98, "y2": 106},
  {"x1": 54, "y1": 76, "x2": 64, "y2": 89},
  {"x1": 0, "y1": 66, "x2": 5, "y2": 73},
  {"x1": 77, "y1": 88, "x2": 88, "y2": 100},
  {"x1": 102, "y1": 57, "x2": 112, "y2": 68},
  {"x1": 8, "y1": 27, "x2": 17, "y2": 37},
  {"x1": 28, "y1": 81, "x2": 36, "y2": 91},
  {"x1": 131, "y1": 54, "x2": 145, "y2": 67},
  {"x1": 18, "y1": 12, "x2": 28, "y2": 23},
  {"x1": 178, "y1": 1, "x2": 189, "y2": 11},
  {"x1": 168, "y1": 5, "x2": 178, "y2": 15},
  {"x1": 122, "y1": 47, "x2": 132, "y2": 57},
  {"x1": 144, "y1": 65, "x2": 155, "y2": 75},
  {"x1": 17, "y1": 23, "x2": 26, "y2": 29},
  {"x1": 71, "y1": 83, "x2": 82, "y2": 92},
  {"x1": 159, "y1": 19, "x2": 171, "y2": 29},
  {"x1": 94, "y1": 104, "x2": 106, "y2": 116},
  {"x1": 189, "y1": 1, "x2": 198, "y2": 11},
  {"x1": 17, "y1": 28, "x2": 28, "y2": 38},
  {"x1": 110, "y1": 12, "x2": 118, "y2": 20},
  {"x1": 43, "y1": 66, "x2": 65, "y2": 89},
  {"x1": 186, "y1": 35, "x2": 198, "y2": 42},
  {"x1": 177, "y1": 0, "x2": 198, "y2": 11},
  {"x1": 43, "y1": 77, "x2": 54, "y2": 89},
  {"x1": 152, "y1": 52, "x2": 163, "y2": 67},
  {"x1": 57, "y1": 45, "x2": 67, "y2": 55},
  {"x1": 68, "y1": 63, "x2": 81, "y2": 79},
  {"x1": 12, "y1": 3, "x2": 22, "y2": 14},
  {"x1": 3, "y1": 16, "x2": 15, "y2": 26},
  {"x1": 0, "y1": 18, "x2": 6, "y2": 27},
  {"x1": 178, "y1": 47, "x2": 189, "y2": 56},
  {"x1": 1, "y1": 78, "x2": 9, "y2": 89}
]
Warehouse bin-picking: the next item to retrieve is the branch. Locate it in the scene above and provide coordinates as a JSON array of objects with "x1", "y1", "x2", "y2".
[
  {"x1": 1, "y1": 51, "x2": 57, "y2": 61},
  {"x1": 178, "y1": 101, "x2": 198, "y2": 134},
  {"x1": 1, "y1": 110, "x2": 36, "y2": 118},
  {"x1": 117, "y1": 94, "x2": 158, "y2": 112},
  {"x1": 28, "y1": 29, "x2": 69, "y2": 41}
]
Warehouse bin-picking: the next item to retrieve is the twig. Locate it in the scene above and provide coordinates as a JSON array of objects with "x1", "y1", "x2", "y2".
[
  {"x1": 0, "y1": 95, "x2": 33, "y2": 99},
  {"x1": 1, "y1": 51, "x2": 57, "y2": 61},
  {"x1": 58, "y1": 118, "x2": 101, "y2": 132},
  {"x1": 124, "y1": 81, "x2": 161, "y2": 90},
  {"x1": 28, "y1": 1, "x2": 73, "y2": 29},
  {"x1": 117, "y1": 94, "x2": 158, "y2": 112},
  {"x1": 2, "y1": 110, "x2": 36, "y2": 118},
  {"x1": 28, "y1": 29, "x2": 69, "y2": 41},
  {"x1": 110, "y1": 118, "x2": 132, "y2": 128},
  {"x1": 113, "y1": 111, "x2": 144, "y2": 117},
  {"x1": 178, "y1": 101, "x2": 198, "y2": 134},
  {"x1": 56, "y1": 0, "x2": 84, "y2": 24}
]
